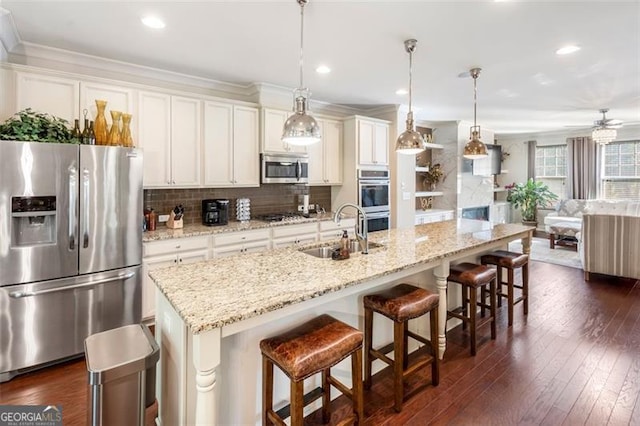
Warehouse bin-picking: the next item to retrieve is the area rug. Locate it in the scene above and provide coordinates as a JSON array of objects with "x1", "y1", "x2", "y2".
[{"x1": 508, "y1": 237, "x2": 582, "y2": 270}]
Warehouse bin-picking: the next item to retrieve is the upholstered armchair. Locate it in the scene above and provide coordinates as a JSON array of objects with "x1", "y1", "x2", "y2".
[{"x1": 580, "y1": 214, "x2": 640, "y2": 281}]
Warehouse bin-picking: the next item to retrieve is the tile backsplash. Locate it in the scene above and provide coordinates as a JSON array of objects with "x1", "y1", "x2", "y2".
[{"x1": 144, "y1": 185, "x2": 332, "y2": 225}]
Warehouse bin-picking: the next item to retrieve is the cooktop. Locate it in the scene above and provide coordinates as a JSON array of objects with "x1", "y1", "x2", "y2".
[{"x1": 256, "y1": 212, "x2": 305, "y2": 223}]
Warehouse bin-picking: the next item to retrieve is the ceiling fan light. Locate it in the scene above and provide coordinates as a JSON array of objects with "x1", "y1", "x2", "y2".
[{"x1": 592, "y1": 127, "x2": 617, "y2": 145}]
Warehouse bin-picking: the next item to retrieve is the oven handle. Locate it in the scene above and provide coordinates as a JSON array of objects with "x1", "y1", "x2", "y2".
[
  {"x1": 296, "y1": 160, "x2": 302, "y2": 181},
  {"x1": 366, "y1": 212, "x2": 390, "y2": 219},
  {"x1": 358, "y1": 180, "x2": 390, "y2": 185},
  {"x1": 8, "y1": 271, "x2": 136, "y2": 299}
]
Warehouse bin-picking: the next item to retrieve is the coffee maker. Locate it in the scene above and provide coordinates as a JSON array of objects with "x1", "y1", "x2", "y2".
[{"x1": 202, "y1": 199, "x2": 229, "y2": 226}]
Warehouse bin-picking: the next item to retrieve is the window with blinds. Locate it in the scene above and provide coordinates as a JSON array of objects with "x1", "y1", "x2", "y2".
[
  {"x1": 601, "y1": 140, "x2": 640, "y2": 200},
  {"x1": 535, "y1": 145, "x2": 566, "y2": 200}
]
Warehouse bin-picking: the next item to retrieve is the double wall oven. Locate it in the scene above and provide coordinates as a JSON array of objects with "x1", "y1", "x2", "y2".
[{"x1": 358, "y1": 168, "x2": 390, "y2": 232}]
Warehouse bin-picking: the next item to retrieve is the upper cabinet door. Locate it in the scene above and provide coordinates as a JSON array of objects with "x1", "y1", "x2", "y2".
[
  {"x1": 262, "y1": 108, "x2": 306, "y2": 154},
  {"x1": 16, "y1": 72, "x2": 79, "y2": 124},
  {"x1": 374, "y1": 122, "x2": 389, "y2": 165},
  {"x1": 203, "y1": 101, "x2": 233, "y2": 187},
  {"x1": 233, "y1": 106, "x2": 259, "y2": 186},
  {"x1": 80, "y1": 81, "x2": 135, "y2": 140},
  {"x1": 170, "y1": 96, "x2": 201, "y2": 187},
  {"x1": 323, "y1": 119, "x2": 343, "y2": 184},
  {"x1": 138, "y1": 91, "x2": 171, "y2": 187},
  {"x1": 358, "y1": 119, "x2": 375, "y2": 165},
  {"x1": 306, "y1": 119, "x2": 325, "y2": 185}
]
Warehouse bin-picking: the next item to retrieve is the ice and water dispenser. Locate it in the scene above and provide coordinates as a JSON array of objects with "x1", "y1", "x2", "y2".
[{"x1": 11, "y1": 196, "x2": 57, "y2": 246}]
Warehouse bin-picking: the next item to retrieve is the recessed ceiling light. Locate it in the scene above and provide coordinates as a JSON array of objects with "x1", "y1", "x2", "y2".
[
  {"x1": 141, "y1": 16, "x2": 166, "y2": 29},
  {"x1": 396, "y1": 89, "x2": 408, "y2": 95},
  {"x1": 556, "y1": 45, "x2": 580, "y2": 55},
  {"x1": 315, "y1": 65, "x2": 331, "y2": 74}
]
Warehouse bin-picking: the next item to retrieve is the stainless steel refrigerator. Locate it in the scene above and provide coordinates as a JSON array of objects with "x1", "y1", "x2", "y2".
[{"x1": 0, "y1": 141, "x2": 143, "y2": 382}]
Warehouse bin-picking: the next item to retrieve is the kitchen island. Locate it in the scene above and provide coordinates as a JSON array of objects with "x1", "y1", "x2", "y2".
[{"x1": 150, "y1": 219, "x2": 532, "y2": 425}]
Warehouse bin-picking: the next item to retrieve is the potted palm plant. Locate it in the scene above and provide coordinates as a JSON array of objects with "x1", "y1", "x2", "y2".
[{"x1": 506, "y1": 178, "x2": 558, "y2": 226}]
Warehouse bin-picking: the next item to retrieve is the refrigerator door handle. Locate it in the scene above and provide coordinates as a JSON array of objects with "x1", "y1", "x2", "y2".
[
  {"x1": 69, "y1": 165, "x2": 77, "y2": 250},
  {"x1": 8, "y1": 271, "x2": 136, "y2": 298},
  {"x1": 82, "y1": 168, "x2": 90, "y2": 249}
]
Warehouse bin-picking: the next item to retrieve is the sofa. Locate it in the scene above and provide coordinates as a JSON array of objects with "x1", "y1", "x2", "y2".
[{"x1": 544, "y1": 199, "x2": 640, "y2": 280}]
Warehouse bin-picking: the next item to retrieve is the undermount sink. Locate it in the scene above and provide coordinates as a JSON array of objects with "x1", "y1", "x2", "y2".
[{"x1": 300, "y1": 241, "x2": 383, "y2": 258}]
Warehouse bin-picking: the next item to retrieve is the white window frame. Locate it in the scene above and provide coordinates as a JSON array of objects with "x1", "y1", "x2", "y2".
[{"x1": 600, "y1": 140, "x2": 640, "y2": 201}]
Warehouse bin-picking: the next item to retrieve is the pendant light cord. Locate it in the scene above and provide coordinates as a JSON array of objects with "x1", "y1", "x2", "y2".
[
  {"x1": 299, "y1": 1, "x2": 305, "y2": 90},
  {"x1": 408, "y1": 48, "x2": 413, "y2": 114},
  {"x1": 473, "y1": 73, "x2": 477, "y2": 127}
]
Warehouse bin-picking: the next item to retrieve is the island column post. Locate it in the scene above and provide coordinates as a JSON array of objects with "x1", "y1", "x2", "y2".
[
  {"x1": 433, "y1": 259, "x2": 450, "y2": 360},
  {"x1": 192, "y1": 327, "x2": 221, "y2": 425}
]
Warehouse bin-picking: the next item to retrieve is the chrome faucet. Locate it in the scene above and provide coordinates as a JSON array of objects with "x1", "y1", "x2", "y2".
[{"x1": 334, "y1": 203, "x2": 368, "y2": 254}]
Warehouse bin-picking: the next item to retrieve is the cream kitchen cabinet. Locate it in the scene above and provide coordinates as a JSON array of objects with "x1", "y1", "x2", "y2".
[
  {"x1": 15, "y1": 72, "x2": 79, "y2": 123},
  {"x1": 271, "y1": 223, "x2": 318, "y2": 249},
  {"x1": 142, "y1": 236, "x2": 210, "y2": 320},
  {"x1": 80, "y1": 81, "x2": 135, "y2": 138},
  {"x1": 213, "y1": 229, "x2": 271, "y2": 258},
  {"x1": 318, "y1": 218, "x2": 357, "y2": 241},
  {"x1": 307, "y1": 118, "x2": 343, "y2": 185},
  {"x1": 357, "y1": 118, "x2": 389, "y2": 166},
  {"x1": 11, "y1": 70, "x2": 135, "y2": 136},
  {"x1": 203, "y1": 101, "x2": 259, "y2": 187},
  {"x1": 261, "y1": 108, "x2": 307, "y2": 154},
  {"x1": 138, "y1": 91, "x2": 201, "y2": 187}
]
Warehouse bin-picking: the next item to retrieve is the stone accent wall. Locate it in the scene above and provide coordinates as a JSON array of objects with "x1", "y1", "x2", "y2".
[{"x1": 144, "y1": 185, "x2": 332, "y2": 225}]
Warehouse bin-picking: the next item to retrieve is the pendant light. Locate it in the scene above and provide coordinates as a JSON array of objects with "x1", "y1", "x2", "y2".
[
  {"x1": 463, "y1": 68, "x2": 488, "y2": 159},
  {"x1": 281, "y1": 0, "x2": 321, "y2": 146},
  {"x1": 395, "y1": 39, "x2": 425, "y2": 155}
]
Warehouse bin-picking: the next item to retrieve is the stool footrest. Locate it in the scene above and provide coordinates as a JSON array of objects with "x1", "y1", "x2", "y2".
[
  {"x1": 327, "y1": 375, "x2": 352, "y2": 400},
  {"x1": 406, "y1": 330, "x2": 430, "y2": 347},
  {"x1": 274, "y1": 386, "x2": 324, "y2": 420},
  {"x1": 370, "y1": 346, "x2": 394, "y2": 367},
  {"x1": 403, "y1": 354, "x2": 435, "y2": 379}
]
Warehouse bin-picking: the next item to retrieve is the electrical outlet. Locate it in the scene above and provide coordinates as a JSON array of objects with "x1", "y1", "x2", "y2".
[
  {"x1": 297, "y1": 205, "x2": 304, "y2": 212},
  {"x1": 158, "y1": 214, "x2": 170, "y2": 223}
]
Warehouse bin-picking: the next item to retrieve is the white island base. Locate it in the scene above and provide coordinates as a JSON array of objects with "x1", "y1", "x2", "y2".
[{"x1": 151, "y1": 221, "x2": 532, "y2": 425}]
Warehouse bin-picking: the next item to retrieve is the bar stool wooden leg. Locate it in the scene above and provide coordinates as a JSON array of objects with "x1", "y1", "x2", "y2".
[
  {"x1": 393, "y1": 320, "x2": 405, "y2": 412},
  {"x1": 352, "y1": 349, "x2": 364, "y2": 424},
  {"x1": 469, "y1": 285, "x2": 478, "y2": 356},
  {"x1": 290, "y1": 380, "x2": 304, "y2": 426},
  {"x1": 364, "y1": 308, "x2": 373, "y2": 389},
  {"x1": 490, "y1": 278, "x2": 497, "y2": 339},
  {"x1": 523, "y1": 262, "x2": 529, "y2": 315},
  {"x1": 461, "y1": 285, "x2": 469, "y2": 331},
  {"x1": 321, "y1": 369, "x2": 330, "y2": 423},
  {"x1": 496, "y1": 265, "x2": 503, "y2": 308},
  {"x1": 430, "y1": 308, "x2": 439, "y2": 386},
  {"x1": 402, "y1": 320, "x2": 409, "y2": 370},
  {"x1": 262, "y1": 356, "x2": 274, "y2": 426},
  {"x1": 507, "y1": 268, "x2": 515, "y2": 326}
]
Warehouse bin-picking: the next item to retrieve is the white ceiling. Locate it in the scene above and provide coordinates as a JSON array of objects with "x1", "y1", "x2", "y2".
[{"x1": 2, "y1": 0, "x2": 640, "y2": 134}]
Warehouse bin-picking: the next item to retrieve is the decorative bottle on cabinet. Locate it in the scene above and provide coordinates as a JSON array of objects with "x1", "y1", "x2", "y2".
[
  {"x1": 94, "y1": 100, "x2": 108, "y2": 145},
  {"x1": 121, "y1": 113, "x2": 133, "y2": 147},
  {"x1": 108, "y1": 110, "x2": 122, "y2": 146}
]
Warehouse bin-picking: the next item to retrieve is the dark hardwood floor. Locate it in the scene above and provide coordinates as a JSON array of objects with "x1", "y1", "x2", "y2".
[{"x1": 1, "y1": 261, "x2": 639, "y2": 425}]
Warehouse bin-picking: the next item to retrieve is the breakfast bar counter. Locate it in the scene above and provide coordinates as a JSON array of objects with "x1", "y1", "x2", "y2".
[{"x1": 150, "y1": 219, "x2": 532, "y2": 425}]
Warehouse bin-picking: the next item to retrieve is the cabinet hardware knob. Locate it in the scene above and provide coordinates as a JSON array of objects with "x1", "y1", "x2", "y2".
[
  {"x1": 172, "y1": 180, "x2": 176, "y2": 184},
  {"x1": 179, "y1": 258, "x2": 183, "y2": 262}
]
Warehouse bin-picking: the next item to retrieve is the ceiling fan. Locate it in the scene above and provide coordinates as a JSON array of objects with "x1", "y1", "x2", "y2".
[
  {"x1": 565, "y1": 108, "x2": 629, "y2": 144},
  {"x1": 591, "y1": 108, "x2": 624, "y2": 130}
]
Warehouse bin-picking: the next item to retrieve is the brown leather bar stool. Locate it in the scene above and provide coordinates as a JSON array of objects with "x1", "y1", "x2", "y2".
[
  {"x1": 363, "y1": 283, "x2": 439, "y2": 412},
  {"x1": 447, "y1": 263, "x2": 497, "y2": 356},
  {"x1": 480, "y1": 250, "x2": 529, "y2": 326},
  {"x1": 260, "y1": 314, "x2": 364, "y2": 426}
]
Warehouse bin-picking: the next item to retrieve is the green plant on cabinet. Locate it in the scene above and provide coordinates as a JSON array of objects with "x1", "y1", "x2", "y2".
[{"x1": 0, "y1": 108, "x2": 76, "y2": 143}]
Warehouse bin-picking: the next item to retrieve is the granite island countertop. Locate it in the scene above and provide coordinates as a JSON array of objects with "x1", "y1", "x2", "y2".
[
  {"x1": 149, "y1": 219, "x2": 533, "y2": 334},
  {"x1": 142, "y1": 213, "x2": 347, "y2": 242}
]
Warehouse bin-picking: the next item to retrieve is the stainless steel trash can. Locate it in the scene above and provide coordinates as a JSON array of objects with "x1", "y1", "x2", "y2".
[{"x1": 85, "y1": 324, "x2": 160, "y2": 426}]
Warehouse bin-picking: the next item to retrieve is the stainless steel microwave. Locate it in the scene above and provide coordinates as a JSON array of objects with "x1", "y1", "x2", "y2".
[{"x1": 261, "y1": 153, "x2": 309, "y2": 184}]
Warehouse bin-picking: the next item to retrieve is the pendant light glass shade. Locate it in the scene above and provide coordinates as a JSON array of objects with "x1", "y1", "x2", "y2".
[
  {"x1": 463, "y1": 68, "x2": 488, "y2": 159},
  {"x1": 396, "y1": 39, "x2": 425, "y2": 155},
  {"x1": 282, "y1": 0, "x2": 321, "y2": 146}
]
